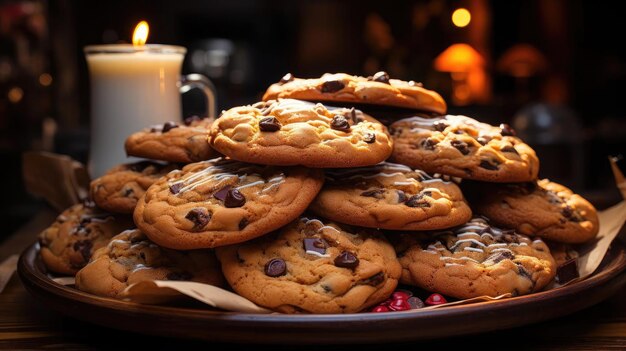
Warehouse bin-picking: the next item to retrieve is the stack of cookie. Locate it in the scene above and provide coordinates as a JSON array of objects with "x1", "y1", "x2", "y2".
[{"x1": 37, "y1": 71, "x2": 600, "y2": 314}]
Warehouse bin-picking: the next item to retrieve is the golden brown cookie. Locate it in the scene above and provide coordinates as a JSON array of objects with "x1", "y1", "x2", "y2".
[
  {"x1": 209, "y1": 99, "x2": 392, "y2": 168},
  {"x1": 216, "y1": 216, "x2": 401, "y2": 313},
  {"x1": 38, "y1": 203, "x2": 133, "y2": 275},
  {"x1": 394, "y1": 217, "x2": 556, "y2": 299},
  {"x1": 125, "y1": 116, "x2": 219, "y2": 163},
  {"x1": 90, "y1": 161, "x2": 178, "y2": 214},
  {"x1": 390, "y1": 115, "x2": 539, "y2": 182},
  {"x1": 310, "y1": 162, "x2": 472, "y2": 230},
  {"x1": 75, "y1": 229, "x2": 224, "y2": 298},
  {"x1": 468, "y1": 179, "x2": 599, "y2": 243},
  {"x1": 133, "y1": 158, "x2": 324, "y2": 250},
  {"x1": 263, "y1": 72, "x2": 446, "y2": 114}
]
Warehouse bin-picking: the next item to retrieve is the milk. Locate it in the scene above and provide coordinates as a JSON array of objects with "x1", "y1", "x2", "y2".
[{"x1": 85, "y1": 45, "x2": 185, "y2": 177}]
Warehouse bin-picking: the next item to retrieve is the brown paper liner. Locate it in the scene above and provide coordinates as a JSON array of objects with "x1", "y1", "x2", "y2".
[{"x1": 22, "y1": 151, "x2": 90, "y2": 211}]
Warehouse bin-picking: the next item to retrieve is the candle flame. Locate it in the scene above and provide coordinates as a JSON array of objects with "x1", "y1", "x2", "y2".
[{"x1": 132, "y1": 21, "x2": 149, "y2": 46}]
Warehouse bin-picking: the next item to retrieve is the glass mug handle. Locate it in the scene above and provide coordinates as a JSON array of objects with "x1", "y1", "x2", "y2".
[{"x1": 180, "y1": 73, "x2": 218, "y2": 118}]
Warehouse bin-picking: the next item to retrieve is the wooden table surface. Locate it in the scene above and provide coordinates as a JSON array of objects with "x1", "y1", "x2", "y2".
[{"x1": 1, "y1": 209, "x2": 626, "y2": 350}]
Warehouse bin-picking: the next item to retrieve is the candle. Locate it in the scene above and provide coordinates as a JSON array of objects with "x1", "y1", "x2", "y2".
[{"x1": 84, "y1": 21, "x2": 189, "y2": 177}]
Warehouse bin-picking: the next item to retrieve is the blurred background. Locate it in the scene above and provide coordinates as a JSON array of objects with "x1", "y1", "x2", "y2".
[{"x1": 1, "y1": 0, "x2": 625, "y2": 239}]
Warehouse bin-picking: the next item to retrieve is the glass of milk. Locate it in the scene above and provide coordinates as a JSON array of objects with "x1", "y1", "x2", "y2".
[{"x1": 84, "y1": 44, "x2": 216, "y2": 177}]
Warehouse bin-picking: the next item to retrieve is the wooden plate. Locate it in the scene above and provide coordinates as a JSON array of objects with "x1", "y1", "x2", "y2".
[{"x1": 18, "y1": 240, "x2": 626, "y2": 344}]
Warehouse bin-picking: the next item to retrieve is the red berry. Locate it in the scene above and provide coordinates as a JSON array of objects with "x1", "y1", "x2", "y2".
[
  {"x1": 392, "y1": 291, "x2": 411, "y2": 301},
  {"x1": 371, "y1": 305, "x2": 390, "y2": 313},
  {"x1": 381, "y1": 298, "x2": 392, "y2": 306},
  {"x1": 407, "y1": 296, "x2": 425, "y2": 309},
  {"x1": 388, "y1": 299, "x2": 411, "y2": 311},
  {"x1": 396, "y1": 289, "x2": 414, "y2": 297},
  {"x1": 425, "y1": 293, "x2": 447, "y2": 305}
]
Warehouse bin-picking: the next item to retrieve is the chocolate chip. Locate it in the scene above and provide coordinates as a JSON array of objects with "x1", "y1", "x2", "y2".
[
  {"x1": 479, "y1": 159, "x2": 499, "y2": 170},
  {"x1": 561, "y1": 205, "x2": 582, "y2": 222},
  {"x1": 420, "y1": 138, "x2": 437, "y2": 150},
  {"x1": 184, "y1": 115, "x2": 203, "y2": 126},
  {"x1": 224, "y1": 189, "x2": 246, "y2": 208},
  {"x1": 166, "y1": 271, "x2": 193, "y2": 281},
  {"x1": 162, "y1": 121, "x2": 179, "y2": 133},
  {"x1": 279, "y1": 73, "x2": 294, "y2": 84},
  {"x1": 369, "y1": 71, "x2": 390, "y2": 84},
  {"x1": 562, "y1": 205, "x2": 573, "y2": 218},
  {"x1": 236, "y1": 251, "x2": 245, "y2": 263},
  {"x1": 330, "y1": 115, "x2": 350, "y2": 132},
  {"x1": 358, "y1": 132, "x2": 376, "y2": 145},
  {"x1": 259, "y1": 117, "x2": 281, "y2": 132},
  {"x1": 348, "y1": 107, "x2": 363, "y2": 124},
  {"x1": 397, "y1": 190, "x2": 407, "y2": 203},
  {"x1": 303, "y1": 238, "x2": 327, "y2": 255},
  {"x1": 556, "y1": 258, "x2": 579, "y2": 284},
  {"x1": 500, "y1": 123, "x2": 516, "y2": 136},
  {"x1": 185, "y1": 208, "x2": 211, "y2": 230},
  {"x1": 501, "y1": 146, "x2": 519, "y2": 154},
  {"x1": 321, "y1": 80, "x2": 345, "y2": 93},
  {"x1": 360, "y1": 188, "x2": 385, "y2": 199},
  {"x1": 213, "y1": 185, "x2": 232, "y2": 201},
  {"x1": 150, "y1": 126, "x2": 159, "y2": 133},
  {"x1": 79, "y1": 217, "x2": 92, "y2": 226},
  {"x1": 238, "y1": 218, "x2": 249, "y2": 230},
  {"x1": 359, "y1": 272, "x2": 385, "y2": 286},
  {"x1": 265, "y1": 258, "x2": 287, "y2": 277},
  {"x1": 450, "y1": 140, "x2": 470, "y2": 155},
  {"x1": 516, "y1": 263, "x2": 532, "y2": 280},
  {"x1": 485, "y1": 251, "x2": 514, "y2": 264},
  {"x1": 334, "y1": 251, "x2": 359, "y2": 269},
  {"x1": 433, "y1": 120, "x2": 448, "y2": 132},
  {"x1": 405, "y1": 194, "x2": 430, "y2": 208},
  {"x1": 169, "y1": 182, "x2": 183, "y2": 194},
  {"x1": 73, "y1": 240, "x2": 93, "y2": 263},
  {"x1": 122, "y1": 187, "x2": 134, "y2": 196}
]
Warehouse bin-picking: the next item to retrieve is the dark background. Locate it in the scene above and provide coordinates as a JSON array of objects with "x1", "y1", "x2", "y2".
[{"x1": 1, "y1": 0, "x2": 625, "y2": 239}]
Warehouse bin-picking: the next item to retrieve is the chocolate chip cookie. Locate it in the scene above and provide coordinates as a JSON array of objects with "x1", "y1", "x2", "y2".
[
  {"x1": 390, "y1": 115, "x2": 539, "y2": 182},
  {"x1": 133, "y1": 158, "x2": 324, "y2": 249},
  {"x1": 216, "y1": 216, "x2": 401, "y2": 313},
  {"x1": 39, "y1": 203, "x2": 133, "y2": 275},
  {"x1": 75, "y1": 229, "x2": 224, "y2": 298},
  {"x1": 468, "y1": 179, "x2": 599, "y2": 243},
  {"x1": 125, "y1": 116, "x2": 219, "y2": 163},
  {"x1": 394, "y1": 217, "x2": 556, "y2": 299},
  {"x1": 262, "y1": 72, "x2": 446, "y2": 114},
  {"x1": 209, "y1": 99, "x2": 392, "y2": 168},
  {"x1": 310, "y1": 162, "x2": 472, "y2": 230},
  {"x1": 90, "y1": 161, "x2": 178, "y2": 214}
]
